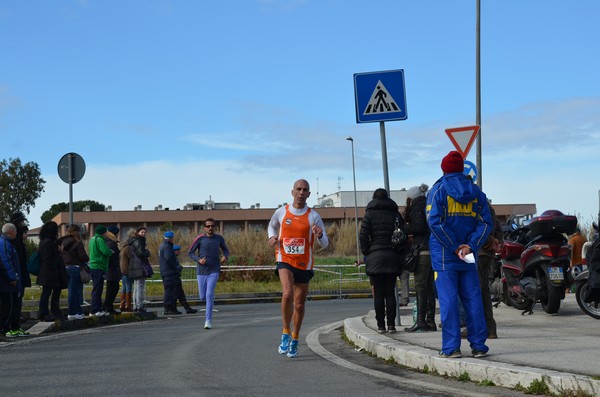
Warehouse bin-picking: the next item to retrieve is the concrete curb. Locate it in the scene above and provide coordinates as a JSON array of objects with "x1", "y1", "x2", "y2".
[
  {"x1": 25, "y1": 312, "x2": 159, "y2": 335},
  {"x1": 344, "y1": 315, "x2": 600, "y2": 396},
  {"x1": 20, "y1": 294, "x2": 369, "y2": 336},
  {"x1": 20, "y1": 293, "x2": 372, "y2": 318}
]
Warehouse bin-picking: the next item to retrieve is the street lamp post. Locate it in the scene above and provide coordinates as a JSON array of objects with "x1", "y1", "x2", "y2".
[{"x1": 346, "y1": 137, "x2": 361, "y2": 263}]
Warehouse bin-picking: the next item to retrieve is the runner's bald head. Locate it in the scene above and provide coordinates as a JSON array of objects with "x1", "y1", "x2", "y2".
[{"x1": 293, "y1": 179, "x2": 310, "y2": 191}]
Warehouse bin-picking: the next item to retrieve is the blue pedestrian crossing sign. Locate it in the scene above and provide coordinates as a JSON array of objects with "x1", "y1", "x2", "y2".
[
  {"x1": 354, "y1": 69, "x2": 407, "y2": 123},
  {"x1": 464, "y1": 160, "x2": 477, "y2": 183}
]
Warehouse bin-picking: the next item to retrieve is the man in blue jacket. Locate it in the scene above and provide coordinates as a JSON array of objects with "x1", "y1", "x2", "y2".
[
  {"x1": 426, "y1": 151, "x2": 493, "y2": 358},
  {"x1": 0, "y1": 223, "x2": 22, "y2": 337}
]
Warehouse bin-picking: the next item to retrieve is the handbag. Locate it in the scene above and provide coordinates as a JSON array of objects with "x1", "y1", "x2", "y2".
[
  {"x1": 403, "y1": 244, "x2": 421, "y2": 273},
  {"x1": 27, "y1": 251, "x2": 41, "y2": 275},
  {"x1": 391, "y1": 215, "x2": 406, "y2": 251},
  {"x1": 80, "y1": 263, "x2": 91, "y2": 284},
  {"x1": 142, "y1": 260, "x2": 154, "y2": 278}
]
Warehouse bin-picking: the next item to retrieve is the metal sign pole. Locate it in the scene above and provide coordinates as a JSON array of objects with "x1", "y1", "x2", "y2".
[
  {"x1": 354, "y1": 70, "x2": 407, "y2": 327},
  {"x1": 68, "y1": 153, "x2": 74, "y2": 226},
  {"x1": 379, "y1": 121, "x2": 402, "y2": 326},
  {"x1": 58, "y1": 152, "x2": 86, "y2": 229},
  {"x1": 475, "y1": 0, "x2": 482, "y2": 189},
  {"x1": 379, "y1": 121, "x2": 390, "y2": 193},
  {"x1": 346, "y1": 137, "x2": 361, "y2": 263}
]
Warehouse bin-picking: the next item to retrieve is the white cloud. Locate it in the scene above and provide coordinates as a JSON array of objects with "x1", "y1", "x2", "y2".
[{"x1": 26, "y1": 97, "x2": 600, "y2": 230}]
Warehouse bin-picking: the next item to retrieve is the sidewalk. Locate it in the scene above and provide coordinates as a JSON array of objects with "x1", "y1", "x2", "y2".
[{"x1": 344, "y1": 294, "x2": 600, "y2": 396}]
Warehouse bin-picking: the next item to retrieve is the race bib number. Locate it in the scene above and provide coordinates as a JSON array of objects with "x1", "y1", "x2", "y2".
[{"x1": 283, "y1": 238, "x2": 305, "y2": 255}]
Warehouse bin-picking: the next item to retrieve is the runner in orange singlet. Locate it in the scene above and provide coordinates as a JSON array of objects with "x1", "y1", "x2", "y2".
[{"x1": 268, "y1": 179, "x2": 329, "y2": 358}]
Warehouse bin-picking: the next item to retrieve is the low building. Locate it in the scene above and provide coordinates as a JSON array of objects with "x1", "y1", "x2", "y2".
[{"x1": 44, "y1": 191, "x2": 535, "y2": 240}]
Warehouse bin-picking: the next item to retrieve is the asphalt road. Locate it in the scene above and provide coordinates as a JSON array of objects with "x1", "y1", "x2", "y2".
[{"x1": 1, "y1": 299, "x2": 529, "y2": 397}]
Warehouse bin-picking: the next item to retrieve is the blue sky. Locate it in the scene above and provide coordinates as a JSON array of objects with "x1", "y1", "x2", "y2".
[{"x1": 2, "y1": 0, "x2": 600, "y2": 228}]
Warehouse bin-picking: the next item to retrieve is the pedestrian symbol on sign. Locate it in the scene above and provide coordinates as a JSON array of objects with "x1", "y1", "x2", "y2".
[{"x1": 363, "y1": 81, "x2": 401, "y2": 115}]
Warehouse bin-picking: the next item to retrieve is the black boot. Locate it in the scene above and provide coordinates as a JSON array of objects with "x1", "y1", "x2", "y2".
[
  {"x1": 182, "y1": 300, "x2": 198, "y2": 314},
  {"x1": 404, "y1": 291, "x2": 428, "y2": 332},
  {"x1": 164, "y1": 304, "x2": 181, "y2": 315},
  {"x1": 104, "y1": 303, "x2": 120, "y2": 315},
  {"x1": 425, "y1": 289, "x2": 437, "y2": 331}
]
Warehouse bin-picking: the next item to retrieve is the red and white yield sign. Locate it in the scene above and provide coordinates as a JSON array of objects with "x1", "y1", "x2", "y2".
[{"x1": 445, "y1": 125, "x2": 480, "y2": 158}]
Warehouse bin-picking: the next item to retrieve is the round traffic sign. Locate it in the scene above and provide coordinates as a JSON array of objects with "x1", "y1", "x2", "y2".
[
  {"x1": 463, "y1": 160, "x2": 477, "y2": 183},
  {"x1": 57, "y1": 152, "x2": 86, "y2": 184}
]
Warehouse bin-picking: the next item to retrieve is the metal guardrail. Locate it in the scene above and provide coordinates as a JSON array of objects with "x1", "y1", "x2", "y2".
[
  {"x1": 177, "y1": 264, "x2": 371, "y2": 299},
  {"x1": 23, "y1": 264, "x2": 372, "y2": 304}
]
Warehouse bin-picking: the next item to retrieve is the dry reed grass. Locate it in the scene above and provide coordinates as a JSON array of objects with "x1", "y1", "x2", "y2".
[{"x1": 142, "y1": 220, "x2": 361, "y2": 266}]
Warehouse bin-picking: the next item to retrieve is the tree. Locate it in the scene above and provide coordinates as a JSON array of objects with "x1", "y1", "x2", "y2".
[
  {"x1": 0, "y1": 158, "x2": 45, "y2": 224},
  {"x1": 41, "y1": 200, "x2": 106, "y2": 224}
]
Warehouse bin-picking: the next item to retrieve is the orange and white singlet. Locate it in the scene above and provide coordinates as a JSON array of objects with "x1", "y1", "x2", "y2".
[{"x1": 269, "y1": 204, "x2": 328, "y2": 271}]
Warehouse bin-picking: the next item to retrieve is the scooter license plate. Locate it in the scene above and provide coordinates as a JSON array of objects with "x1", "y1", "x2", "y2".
[{"x1": 548, "y1": 266, "x2": 564, "y2": 281}]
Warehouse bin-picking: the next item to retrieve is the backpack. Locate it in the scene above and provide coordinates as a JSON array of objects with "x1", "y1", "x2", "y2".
[{"x1": 27, "y1": 250, "x2": 41, "y2": 275}]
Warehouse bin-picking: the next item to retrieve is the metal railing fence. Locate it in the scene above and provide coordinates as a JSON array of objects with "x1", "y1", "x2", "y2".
[{"x1": 23, "y1": 264, "x2": 372, "y2": 304}]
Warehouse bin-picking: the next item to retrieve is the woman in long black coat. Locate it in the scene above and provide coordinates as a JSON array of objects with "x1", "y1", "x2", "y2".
[
  {"x1": 37, "y1": 221, "x2": 68, "y2": 321},
  {"x1": 359, "y1": 188, "x2": 404, "y2": 333}
]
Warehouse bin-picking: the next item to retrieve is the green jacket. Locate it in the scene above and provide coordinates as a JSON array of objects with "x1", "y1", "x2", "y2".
[{"x1": 88, "y1": 235, "x2": 112, "y2": 272}]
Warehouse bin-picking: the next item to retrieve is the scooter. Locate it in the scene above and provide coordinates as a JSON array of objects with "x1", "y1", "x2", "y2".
[
  {"x1": 499, "y1": 210, "x2": 576, "y2": 314},
  {"x1": 575, "y1": 223, "x2": 600, "y2": 319},
  {"x1": 574, "y1": 269, "x2": 600, "y2": 319}
]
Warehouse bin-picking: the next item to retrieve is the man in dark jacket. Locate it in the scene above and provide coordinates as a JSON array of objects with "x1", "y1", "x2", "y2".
[
  {"x1": 477, "y1": 202, "x2": 503, "y2": 339},
  {"x1": 404, "y1": 184, "x2": 437, "y2": 333},
  {"x1": 359, "y1": 188, "x2": 404, "y2": 333},
  {"x1": 160, "y1": 231, "x2": 181, "y2": 315},
  {"x1": 103, "y1": 225, "x2": 121, "y2": 314},
  {"x1": 172, "y1": 245, "x2": 197, "y2": 314},
  {"x1": 427, "y1": 151, "x2": 493, "y2": 359}
]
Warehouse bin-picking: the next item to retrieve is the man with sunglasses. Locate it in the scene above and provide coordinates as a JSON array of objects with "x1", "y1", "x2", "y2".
[
  {"x1": 188, "y1": 218, "x2": 229, "y2": 329},
  {"x1": 268, "y1": 179, "x2": 329, "y2": 358}
]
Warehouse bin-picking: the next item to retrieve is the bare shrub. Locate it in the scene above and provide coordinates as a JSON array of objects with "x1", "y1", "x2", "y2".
[
  {"x1": 141, "y1": 222, "x2": 358, "y2": 283},
  {"x1": 329, "y1": 218, "x2": 360, "y2": 257}
]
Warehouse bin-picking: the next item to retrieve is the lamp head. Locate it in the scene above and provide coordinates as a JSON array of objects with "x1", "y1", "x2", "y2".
[{"x1": 346, "y1": 136, "x2": 353, "y2": 142}]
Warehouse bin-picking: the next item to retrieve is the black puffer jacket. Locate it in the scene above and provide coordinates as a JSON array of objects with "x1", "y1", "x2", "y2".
[
  {"x1": 105, "y1": 236, "x2": 121, "y2": 282},
  {"x1": 359, "y1": 197, "x2": 403, "y2": 276},
  {"x1": 404, "y1": 195, "x2": 430, "y2": 250},
  {"x1": 37, "y1": 238, "x2": 68, "y2": 289},
  {"x1": 129, "y1": 235, "x2": 150, "y2": 259},
  {"x1": 127, "y1": 235, "x2": 149, "y2": 279}
]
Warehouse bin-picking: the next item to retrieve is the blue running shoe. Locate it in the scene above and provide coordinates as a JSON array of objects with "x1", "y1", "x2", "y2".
[
  {"x1": 278, "y1": 333, "x2": 291, "y2": 354},
  {"x1": 287, "y1": 339, "x2": 299, "y2": 358}
]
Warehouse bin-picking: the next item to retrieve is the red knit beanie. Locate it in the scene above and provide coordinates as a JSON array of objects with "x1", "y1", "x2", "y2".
[{"x1": 441, "y1": 151, "x2": 464, "y2": 173}]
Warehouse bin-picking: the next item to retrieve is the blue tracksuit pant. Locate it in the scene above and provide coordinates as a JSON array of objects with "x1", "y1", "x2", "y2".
[{"x1": 436, "y1": 269, "x2": 488, "y2": 355}]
